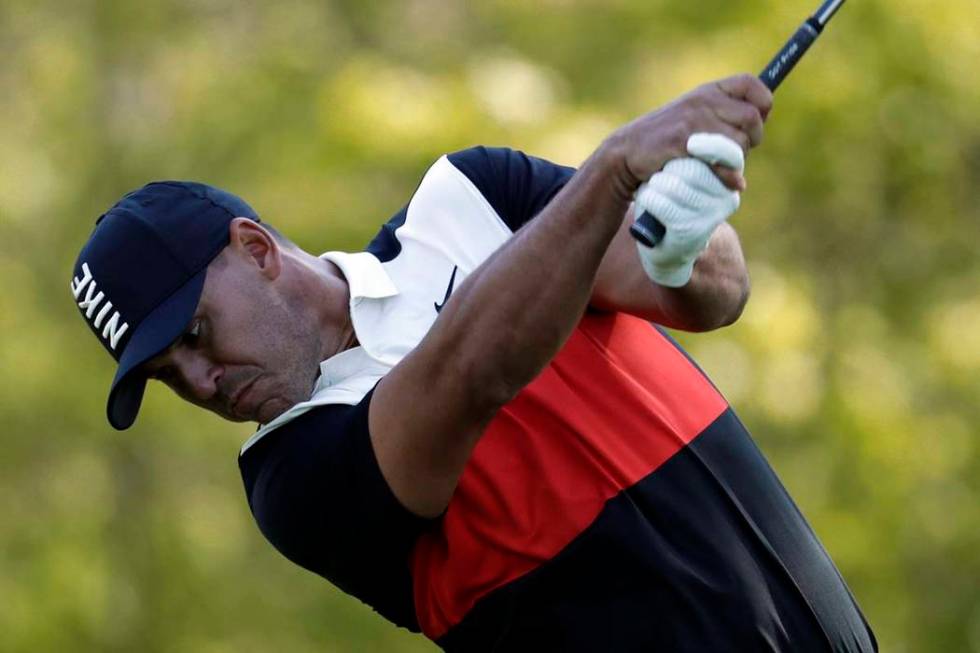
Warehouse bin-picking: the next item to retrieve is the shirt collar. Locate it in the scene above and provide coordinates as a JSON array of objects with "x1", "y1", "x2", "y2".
[
  {"x1": 320, "y1": 250, "x2": 398, "y2": 300},
  {"x1": 311, "y1": 345, "x2": 384, "y2": 396}
]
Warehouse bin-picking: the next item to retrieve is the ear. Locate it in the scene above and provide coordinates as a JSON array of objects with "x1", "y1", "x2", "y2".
[{"x1": 227, "y1": 218, "x2": 282, "y2": 280}]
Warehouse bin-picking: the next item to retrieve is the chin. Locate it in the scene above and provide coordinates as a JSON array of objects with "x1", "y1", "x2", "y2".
[
  {"x1": 211, "y1": 407, "x2": 250, "y2": 423},
  {"x1": 256, "y1": 397, "x2": 297, "y2": 425}
]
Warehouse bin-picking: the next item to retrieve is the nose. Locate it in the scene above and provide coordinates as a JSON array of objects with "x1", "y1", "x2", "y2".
[{"x1": 170, "y1": 348, "x2": 223, "y2": 402}]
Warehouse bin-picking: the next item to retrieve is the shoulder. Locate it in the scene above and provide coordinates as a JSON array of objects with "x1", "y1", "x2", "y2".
[
  {"x1": 446, "y1": 146, "x2": 577, "y2": 231},
  {"x1": 239, "y1": 400, "x2": 372, "y2": 548},
  {"x1": 240, "y1": 391, "x2": 416, "y2": 542},
  {"x1": 238, "y1": 391, "x2": 432, "y2": 629}
]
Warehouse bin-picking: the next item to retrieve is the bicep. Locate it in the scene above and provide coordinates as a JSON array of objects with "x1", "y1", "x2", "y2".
[{"x1": 369, "y1": 330, "x2": 502, "y2": 519}]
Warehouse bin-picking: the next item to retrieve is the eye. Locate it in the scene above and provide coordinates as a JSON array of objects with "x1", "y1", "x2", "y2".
[
  {"x1": 153, "y1": 367, "x2": 174, "y2": 383},
  {"x1": 181, "y1": 319, "x2": 203, "y2": 349}
]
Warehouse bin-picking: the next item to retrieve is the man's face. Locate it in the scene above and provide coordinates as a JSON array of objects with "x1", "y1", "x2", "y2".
[{"x1": 140, "y1": 245, "x2": 323, "y2": 425}]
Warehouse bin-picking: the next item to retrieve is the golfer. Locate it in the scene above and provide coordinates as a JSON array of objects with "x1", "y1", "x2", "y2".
[{"x1": 71, "y1": 74, "x2": 876, "y2": 651}]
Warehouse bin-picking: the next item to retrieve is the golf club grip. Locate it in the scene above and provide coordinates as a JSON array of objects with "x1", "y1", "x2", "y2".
[
  {"x1": 760, "y1": 19, "x2": 821, "y2": 92},
  {"x1": 630, "y1": 16, "x2": 829, "y2": 248}
]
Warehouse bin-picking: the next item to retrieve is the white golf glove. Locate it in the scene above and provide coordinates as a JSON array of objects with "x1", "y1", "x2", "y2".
[{"x1": 633, "y1": 133, "x2": 745, "y2": 287}]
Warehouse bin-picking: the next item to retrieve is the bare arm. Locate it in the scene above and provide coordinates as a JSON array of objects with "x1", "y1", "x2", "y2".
[
  {"x1": 591, "y1": 210, "x2": 750, "y2": 331},
  {"x1": 369, "y1": 74, "x2": 772, "y2": 517},
  {"x1": 370, "y1": 153, "x2": 627, "y2": 517}
]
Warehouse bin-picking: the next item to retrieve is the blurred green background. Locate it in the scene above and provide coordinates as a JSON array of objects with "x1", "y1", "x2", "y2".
[{"x1": 2, "y1": 0, "x2": 978, "y2": 650}]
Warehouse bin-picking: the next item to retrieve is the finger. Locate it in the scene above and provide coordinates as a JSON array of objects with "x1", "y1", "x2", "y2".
[
  {"x1": 711, "y1": 98, "x2": 764, "y2": 148},
  {"x1": 688, "y1": 133, "x2": 745, "y2": 172},
  {"x1": 711, "y1": 165, "x2": 745, "y2": 192},
  {"x1": 696, "y1": 121, "x2": 750, "y2": 155},
  {"x1": 716, "y1": 73, "x2": 774, "y2": 119}
]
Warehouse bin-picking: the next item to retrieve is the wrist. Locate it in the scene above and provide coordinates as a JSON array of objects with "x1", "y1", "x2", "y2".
[{"x1": 595, "y1": 131, "x2": 644, "y2": 203}]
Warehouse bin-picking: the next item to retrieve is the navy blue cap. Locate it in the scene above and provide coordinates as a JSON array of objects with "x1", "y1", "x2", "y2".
[{"x1": 71, "y1": 181, "x2": 259, "y2": 430}]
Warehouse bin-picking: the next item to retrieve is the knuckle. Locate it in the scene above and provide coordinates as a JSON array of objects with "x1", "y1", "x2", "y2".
[
  {"x1": 687, "y1": 91, "x2": 708, "y2": 110},
  {"x1": 674, "y1": 115, "x2": 691, "y2": 135},
  {"x1": 671, "y1": 122, "x2": 689, "y2": 150},
  {"x1": 747, "y1": 75, "x2": 768, "y2": 94}
]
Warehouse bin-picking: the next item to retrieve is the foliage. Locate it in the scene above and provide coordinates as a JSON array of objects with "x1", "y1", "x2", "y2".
[{"x1": 1, "y1": 0, "x2": 977, "y2": 650}]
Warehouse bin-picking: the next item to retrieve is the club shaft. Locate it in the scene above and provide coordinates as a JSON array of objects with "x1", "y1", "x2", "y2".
[
  {"x1": 815, "y1": 0, "x2": 846, "y2": 26},
  {"x1": 630, "y1": 0, "x2": 846, "y2": 248}
]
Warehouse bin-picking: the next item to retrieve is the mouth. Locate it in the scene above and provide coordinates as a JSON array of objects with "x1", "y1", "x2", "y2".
[{"x1": 230, "y1": 376, "x2": 260, "y2": 417}]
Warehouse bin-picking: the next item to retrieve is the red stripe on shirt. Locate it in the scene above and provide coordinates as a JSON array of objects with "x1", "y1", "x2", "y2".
[{"x1": 410, "y1": 312, "x2": 729, "y2": 639}]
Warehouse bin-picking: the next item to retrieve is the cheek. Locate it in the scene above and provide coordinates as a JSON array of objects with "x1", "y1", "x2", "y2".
[
  {"x1": 212, "y1": 302, "x2": 281, "y2": 366},
  {"x1": 213, "y1": 289, "x2": 319, "y2": 395},
  {"x1": 243, "y1": 305, "x2": 315, "y2": 380}
]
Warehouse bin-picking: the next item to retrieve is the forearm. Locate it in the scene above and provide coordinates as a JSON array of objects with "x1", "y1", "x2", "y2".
[
  {"x1": 652, "y1": 222, "x2": 750, "y2": 331},
  {"x1": 591, "y1": 215, "x2": 750, "y2": 331}
]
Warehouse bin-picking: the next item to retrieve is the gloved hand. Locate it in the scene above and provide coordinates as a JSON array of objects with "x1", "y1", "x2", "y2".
[{"x1": 633, "y1": 133, "x2": 745, "y2": 287}]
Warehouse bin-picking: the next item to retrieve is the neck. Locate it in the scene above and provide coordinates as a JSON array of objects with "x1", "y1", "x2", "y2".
[
  {"x1": 336, "y1": 310, "x2": 359, "y2": 353},
  {"x1": 289, "y1": 249, "x2": 358, "y2": 362},
  {"x1": 283, "y1": 248, "x2": 357, "y2": 363}
]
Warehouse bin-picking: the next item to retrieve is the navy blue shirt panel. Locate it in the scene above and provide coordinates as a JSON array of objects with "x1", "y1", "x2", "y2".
[
  {"x1": 447, "y1": 146, "x2": 576, "y2": 232},
  {"x1": 238, "y1": 388, "x2": 432, "y2": 631},
  {"x1": 365, "y1": 204, "x2": 408, "y2": 263}
]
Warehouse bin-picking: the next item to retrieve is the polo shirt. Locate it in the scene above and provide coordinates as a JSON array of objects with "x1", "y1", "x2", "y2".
[{"x1": 238, "y1": 146, "x2": 877, "y2": 652}]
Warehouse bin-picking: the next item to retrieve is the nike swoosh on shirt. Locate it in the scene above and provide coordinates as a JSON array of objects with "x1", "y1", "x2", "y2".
[{"x1": 434, "y1": 265, "x2": 458, "y2": 314}]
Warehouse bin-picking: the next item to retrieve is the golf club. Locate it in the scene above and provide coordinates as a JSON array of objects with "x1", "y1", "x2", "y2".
[{"x1": 629, "y1": 0, "x2": 847, "y2": 248}]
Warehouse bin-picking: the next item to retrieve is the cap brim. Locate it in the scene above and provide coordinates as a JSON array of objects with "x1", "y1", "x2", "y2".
[{"x1": 106, "y1": 269, "x2": 208, "y2": 430}]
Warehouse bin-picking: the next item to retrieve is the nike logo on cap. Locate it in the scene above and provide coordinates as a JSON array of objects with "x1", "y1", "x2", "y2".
[{"x1": 71, "y1": 262, "x2": 130, "y2": 350}]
